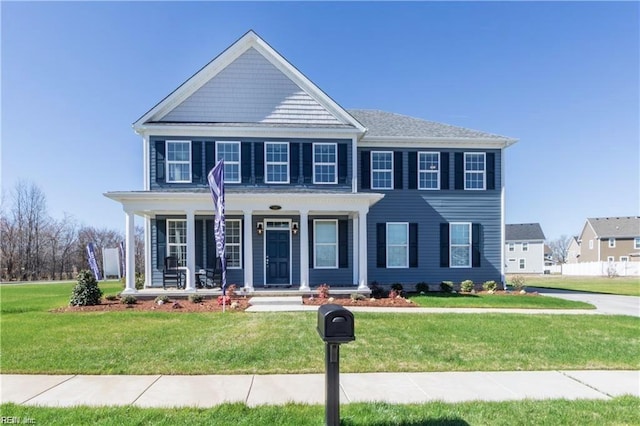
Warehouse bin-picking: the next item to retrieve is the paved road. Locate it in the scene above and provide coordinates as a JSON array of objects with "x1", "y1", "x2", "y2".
[{"x1": 530, "y1": 287, "x2": 640, "y2": 317}]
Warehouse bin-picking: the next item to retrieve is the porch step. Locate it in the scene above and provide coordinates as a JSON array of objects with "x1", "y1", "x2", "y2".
[{"x1": 246, "y1": 296, "x2": 315, "y2": 312}]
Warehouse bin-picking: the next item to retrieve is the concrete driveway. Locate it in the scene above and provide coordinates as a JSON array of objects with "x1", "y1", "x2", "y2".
[{"x1": 530, "y1": 287, "x2": 640, "y2": 317}]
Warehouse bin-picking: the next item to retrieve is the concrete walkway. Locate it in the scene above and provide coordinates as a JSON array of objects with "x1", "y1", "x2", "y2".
[{"x1": 2, "y1": 371, "x2": 638, "y2": 408}]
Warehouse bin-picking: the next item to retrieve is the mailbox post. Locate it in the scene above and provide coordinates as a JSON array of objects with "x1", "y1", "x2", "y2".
[{"x1": 317, "y1": 304, "x2": 355, "y2": 426}]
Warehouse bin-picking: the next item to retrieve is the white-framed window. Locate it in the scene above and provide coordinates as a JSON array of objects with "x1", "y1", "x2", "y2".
[
  {"x1": 313, "y1": 143, "x2": 337, "y2": 184},
  {"x1": 620, "y1": 256, "x2": 629, "y2": 262},
  {"x1": 608, "y1": 238, "x2": 616, "y2": 248},
  {"x1": 589, "y1": 240, "x2": 594, "y2": 250},
  {"x1": 314, "y1": 220, "x2": 338, "y2": 268},
  {"x1": 464, "y1": 152, "x2": 486, "y2": 190},
  {"x1": 522, "y1": 242, "x2": 529, "y2": 252},
  {"x1": 371, "y1": 151, "x2": 393, "y2": 189},
  {"x1": 635, "y1": 238, "x2": 640, "y2": 250},
  {"x1": 450, "y1": 222, "x2": 471, "y2": 268},
  {"x1": 508, "y1": 243, "x2": 515, "y2": 252},
  {"x1": 519, "y1": 258, "x2": 526, "y2": 269},
  {"x1": 166, "y1": 140, "x2": 191, "y2": 183},
  {"x1": 216, "y1": 141, "x2": 241, "y2": 183},
  {"x1": 607, "y1": 256, "x2": 615, "y2": 262},
  {"x1": 418, "y1": 152, "x2": 440, "y2": 190},
  {"x1": 265, "y1": 142, "x2": 289, "y2": 183},
  {"x1": 167, "y1": 219, "x2": 187, "y2": 266},
  {"x1": 225, "y1": 219, "x2": 242, "y2": 269},
  {"x1": 387, "y1": 222, "x2": 409, "y2": 268}
]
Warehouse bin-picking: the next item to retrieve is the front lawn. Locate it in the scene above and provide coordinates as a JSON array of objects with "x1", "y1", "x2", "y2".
[
  {"x1": 509, "y1": 275, "x2": 640, "y2": 296},
  {"x1": 409, "y1": 292, "x2": 594, "y2": 309}
]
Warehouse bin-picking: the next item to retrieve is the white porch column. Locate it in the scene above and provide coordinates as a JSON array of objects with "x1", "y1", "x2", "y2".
[
  {"x1": 144, "y1": 217, "x2": 151, "y2": 289},
  {"x1": 352, "y1": 213, "x2": 359, "y2": 286},
  {"x1": 185, "y1": 210, "x2": 196, "y2": 292},
  {"x1": 122, "y1": 210, "x2": 137, "y2": 294},
  {"x1": 243, "y1": 212, "x2": 254, "y2": 292},
  {"x1": 357, "y1": 208, "x2": 370, "y2": 291},
  {"x1": 299, "y1": 210, "x2": 310, "y2": 291}
]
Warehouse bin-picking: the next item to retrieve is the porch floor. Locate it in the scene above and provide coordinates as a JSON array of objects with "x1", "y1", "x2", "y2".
[{"x1": 132, "y1": 286, "x2": 370, "y2": 300}]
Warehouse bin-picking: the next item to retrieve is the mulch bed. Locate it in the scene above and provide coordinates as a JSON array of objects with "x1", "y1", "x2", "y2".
[
  {"x1": 303, "y1": 296, "x2": 418, "y2": 308},
  {"x1": 53, "y1": 297, "x2": 251, "y2": 313}
]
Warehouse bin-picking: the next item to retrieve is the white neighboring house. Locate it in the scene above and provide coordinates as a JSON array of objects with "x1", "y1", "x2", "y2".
[{"x1": 504, "y1": 223, "x2": 546, "y2": 274}]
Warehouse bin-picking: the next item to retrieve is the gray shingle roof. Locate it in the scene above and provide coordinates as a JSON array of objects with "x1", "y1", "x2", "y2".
[
  {"x1": 348, "y1": 109, "x2": 514, "y2": 140},
  {"x1": 505, "y1": 223, "x2": 546, "y2": 241},
  {"x1": 587, "y1": 217, "x2": 640, "y2": 238}
]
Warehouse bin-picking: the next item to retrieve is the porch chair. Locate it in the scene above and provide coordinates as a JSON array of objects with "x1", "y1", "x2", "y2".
[{"x1": 163, "y1": 256, "x2": 184, "y2": 290}]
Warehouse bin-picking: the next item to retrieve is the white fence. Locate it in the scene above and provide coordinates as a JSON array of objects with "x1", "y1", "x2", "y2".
[{"x1": 561, "y1": 261, "x2": 640, "y2": 277}]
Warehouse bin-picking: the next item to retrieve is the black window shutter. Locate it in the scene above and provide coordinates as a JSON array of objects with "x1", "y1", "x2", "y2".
[
  {"x1": 308, "y1": 219, "x2": 314, "y2": 268},
  {"x1": 205, "y1": 142, "x2": 215, "y2": 177},
  {"x1": 206, "y1": 220, "x2": 216, "y2": 269},
  {"x1": 156, "y1": 219, "x2": 166, "y2": 269},
  {"x1": 409, "y1": 223, "x2": 418, "y2": 267},
  {"x1": 290, "y1": 143, "x2": 300, "y2": 184},
  {"x1": 376, "y1": 223, "x2": 386, "y2": 268},
  {"x1": 486, "y1": 153, "x2": 496, "y2": 190},
  {"x1": 254, "y1": 142, "x2": 264, "y2": 184},
  {"x1": 361, "y1": 151, "x2": 371, "y2": 189},
  {"x1": 408, "y1": 152, "x2": 417, "y2": 189},
  {"x1": 339, "y1": 220, "x2": 348, "y2": 268},
  {"x1": 155, "y1": 141, "x2": 165, "y2": 183},
  {"x1": 441, "y1": 152, "x2": 450, "y2": 190},
  {"x1": 454, "y1": 153, "x2": 464, "y2": 190},
  {"x1": 440, "y1": 223, "x2": 450, "y2": 267},
  {"x1": 195, "y1": 220, "x2": 204, "y2": 270},
  {"x1": 472, "y1": 223, "x2": 481, "y2": 267},
  {"x1": 302, "y1": 143, "x2": 313, "y2": 184},
  {"x1": 394, "y1": 151, "x2": 403, "y2": 189},
  {"x1": 241, "y1": 142, "x2": 252, "y2": 183},
  {"x1": 338, "y1": 144, "x2": 348, "y2": 184},
  {"x1": 191, "y1": 141, "x2": 203, "y2": 183}
]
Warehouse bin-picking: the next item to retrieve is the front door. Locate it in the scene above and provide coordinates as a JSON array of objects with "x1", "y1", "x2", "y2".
[{"x1": 266, "y1": 229, "x2": 290, "y2": 286}]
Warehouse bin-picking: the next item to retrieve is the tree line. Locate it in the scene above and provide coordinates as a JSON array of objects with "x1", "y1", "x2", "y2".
[{"x1": 0, "y1": 181, "x2": 143, "y2": 282}]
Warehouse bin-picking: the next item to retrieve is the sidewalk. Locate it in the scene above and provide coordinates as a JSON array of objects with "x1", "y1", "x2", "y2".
[{"x1": 2, "y1": 371, "x2": 638, "y2": 407}]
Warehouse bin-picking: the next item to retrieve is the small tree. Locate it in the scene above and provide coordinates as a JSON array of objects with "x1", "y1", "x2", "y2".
[{"x1": 70, "y1": 270, "x2": 103, "y2": 306}]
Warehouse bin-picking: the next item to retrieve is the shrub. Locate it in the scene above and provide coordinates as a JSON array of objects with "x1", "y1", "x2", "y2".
[
  {"x1": 389, "y1": 289, "x2": 402, "y2": 299},
  {"x1": 510, "y1": 275, "x2": 526, "y2": 291},
  {"x1": 415, "y1": 282, "x2": 429, "y2": 294},
  {"x1": 316, "y1": 283, "x2": 330, "y2": 299},
  {"x1": 135, "y1": 273, "x2": 145, "y2": 290},
  {"x1": 154, "y1": 295, "x2": 170, "y2": 304},
  {"x1": 460, "y1": 280, "x2": 474, "y2": 292},
  {"x1": 390, "y1": 283, "x2": 404, "y2": 297},
  {"x1": 69, "y1": 270, "x2": 103, "y2": 306},
  {"x1": 369, "y1": 282, "x2": 387, "y2": 299},
  {"x1": 121, "y1": 295, "x2": 137, "y2": 305},
  {"x1": 440, "y1": 281, "x2": 454, "y2": 293},
  {"x1": 483, "y1": 280, "x2": 497, "y2": 292},
  {"x1": 189, "y1": 294, "x2": 204, "y2": 303},
  {"x1": 350, "y1": 293, "x2": 366, "y2": 301},
  {"x1": 217, "y1": 295, "x2": 231, "y2": 305},
  {"x1": 105, "y1": 294, "x2": 118, "y2": 301},
  {"x1": 226, "y1": 284, "x2": 237, "y2": 297}
]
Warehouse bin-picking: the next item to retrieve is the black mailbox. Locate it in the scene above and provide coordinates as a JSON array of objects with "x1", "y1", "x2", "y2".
[{"x1": 317, "y1": 304, "x2": 355, "y2": 343}]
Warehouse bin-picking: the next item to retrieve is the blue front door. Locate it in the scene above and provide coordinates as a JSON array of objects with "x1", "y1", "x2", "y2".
[{"x1": 266, "y1": 230, "x2": 290, "y2": 286}]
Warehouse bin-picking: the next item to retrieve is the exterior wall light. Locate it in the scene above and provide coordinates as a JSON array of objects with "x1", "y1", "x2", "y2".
[
  {"x1": 256, "y1": 222, "x2": 264, "y2": 235},
  {"x1": 292, "y1": 222, "x2": 299, "y2": 235}
]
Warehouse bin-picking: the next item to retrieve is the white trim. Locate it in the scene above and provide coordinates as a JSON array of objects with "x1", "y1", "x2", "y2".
[
  {"x1": 371, "y1": 150, "x2": 394, "y2": 190},
  {"x1": 313, "y1": 219, "x2": 339, "y2": 269},
  {"x1": 143, "y1": 135, "x2": 150, "y2": 191},
  {"x1": 136, "y1": 124, "x2": 360, "y2": 140},
  {"x1": 312, "y1": 142, "x2": 338, "y2": 184},
  {"x1": 225, "y1": 219, "x2": 243, "y2": 269},
  {"x1": 635, "y1": 238, "x2": 640, "y2": 250},
  {"x1": 359, "y1": 136, "x2": 517, "y2": 149},
  {"x1": 450, "y1": 222, "x2": 472, "y2": 268},
  {"x1": 215, "y1": 141, "x2": 241, "y2": 183},
  {"x1": 167, "y1": 218, "x2": 188, "y2": 266},
  {"x1": 417, "y1": 151, "x2": 440, "y2": 190},
  {"x1": 386, "y1": 222, "x2": 409, "y2": 269},
  {"x1": 608, "y1": 238, "x2": 616, "y2": 248},
  {"x1": 463, "y1": 152, "x2": 486, "y2": 190},
  {"x1": 264, "y1": 142, "x2": 290, "y2": 184},
  {"x1": 166, "y1": 140, "x2": 192, "y2": 183}
]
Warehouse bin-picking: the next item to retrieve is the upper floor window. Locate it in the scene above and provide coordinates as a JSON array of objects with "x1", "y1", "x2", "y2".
[
  {"x1": 167, "y1": 219, "x2": 187, "y2": 266},
  {"x1": 371, "y1": 151, "x2": 393, "y2": 189},
  {"x1": 313, "y1": 143, "x2": 337, "y2": 184},
  {"x1": 387, "y1": 222, "x2": 409, "y2": 268},
  {"x1": 314, "y1": 220, "x2": 338, "y2": 268},
  {"x1": 608, "y1": 238, "x2": 616, "y2": 248},
  {"x1": 508, "y1": 243, "x2": 515, "y2": 252},
  {"x1": 216, "y1": 141, "x2": 241, "y2": 183},
  {"x1": 265, "y1": 142, "x2": 289, "y2": 183},
  {"x1": 522, "y1": 242, "x2": 529, "y2": 252},
  {"x1": 450, "y1": 222, "x2": 471, "y2": 268},
  {"x1": 635, "y1": 238, "x2": 640, "y2": 250},
  {"x1": 167, "y1": 141, "x2": 191, "y2": 183},
  {"x1": 589, "y1": 240, "x2": 594, "y2": 250},
  {"x1": 464, "y1": 153, "x2": 486, "y2": 190},
  {"x1": 418, "y1": 152, "x2": 440, "y2": 190},
  {"x1": 225, "y1": 219, "x2": 242, "y2": 268}
]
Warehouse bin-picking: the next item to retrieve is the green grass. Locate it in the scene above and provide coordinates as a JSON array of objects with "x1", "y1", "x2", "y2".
[
  {"x1": 510, "y1": 275, "x2": 640, "y2": 296},
  {"x1": 1, "y1": 397, "x2": 639, "y2": 425},
  {"x1": 409, "y1": 292, "x2": 594, "y2": 309},
  {"x1": 1, "y1": 283, "x2": 639, "y2": 374}
]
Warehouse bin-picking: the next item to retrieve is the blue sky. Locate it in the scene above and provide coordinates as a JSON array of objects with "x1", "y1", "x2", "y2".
[{"x1": 2, "y1": 1, "x2": 638, "y2": 240}]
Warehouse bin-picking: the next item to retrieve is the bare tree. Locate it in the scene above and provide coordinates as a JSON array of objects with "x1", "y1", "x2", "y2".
[{"x1": 548, "y1": 235, "x2": 572, "y2": 264}]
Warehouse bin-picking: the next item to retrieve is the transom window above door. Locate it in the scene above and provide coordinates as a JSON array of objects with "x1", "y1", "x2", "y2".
[
  {"x1": 265, "y1": 142, "x2": 289, "y2": 183},
  {"x1": 166, "y1": 141, "x2": 191, "y2": 183}
]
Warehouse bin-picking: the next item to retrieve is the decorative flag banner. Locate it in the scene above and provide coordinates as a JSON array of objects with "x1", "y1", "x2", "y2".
[
  {"x1": 119, "y1": 241, "x2": 126, "y2": 278},
  {"x1": 207, "y1": 160, "x2": 227, "y2": 298},
  {"x1": 86, "y1": 242, "x2": 103, "y2": 281}
]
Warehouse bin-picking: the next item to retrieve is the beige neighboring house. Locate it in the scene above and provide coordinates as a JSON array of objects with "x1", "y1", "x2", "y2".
[
  {"x1": 566, "y1": 236, "x2": 580, "y2": 264},
  {"x1": 578, "y1": 217, "x2": 640, "y2": 263}
]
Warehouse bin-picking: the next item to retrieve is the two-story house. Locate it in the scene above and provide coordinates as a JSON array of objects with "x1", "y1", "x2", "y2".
[
  {"x1": 105, "y1": 31, "x2": 517, "y2": 294},
  {"x1": 577, "y1": 217, "x2": 640, "y2": 263},
  {"x1": 504, "y1": 223, "x2": 546, "y2": 274}
]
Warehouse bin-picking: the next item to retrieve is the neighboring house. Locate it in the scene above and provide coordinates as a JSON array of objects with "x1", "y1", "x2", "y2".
[
  {"x1": 577, "y1": 217, "x2": 640, "y2": 263},
  {"x1": 106, "y1": 31, "x2": 517, "y2": 293},
  {"x1": 566, "y1": 236, "x2": 580, "y2": 264},
  {"x1": 504, "y1": 223, "x2": 546, "y2": 274}
]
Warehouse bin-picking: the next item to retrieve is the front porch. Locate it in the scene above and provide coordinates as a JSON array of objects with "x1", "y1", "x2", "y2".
[{"x1": 128, "y1": 286, "x2": 372, "y2": 300}]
